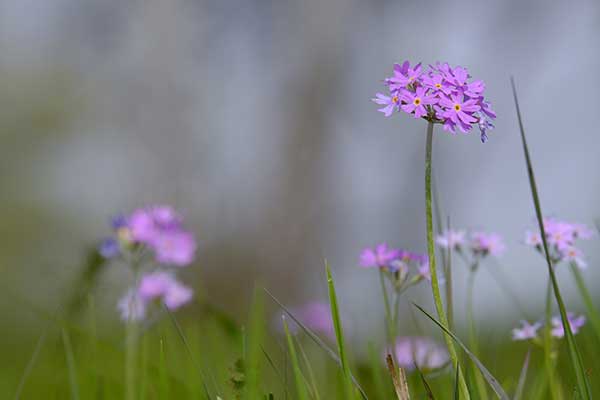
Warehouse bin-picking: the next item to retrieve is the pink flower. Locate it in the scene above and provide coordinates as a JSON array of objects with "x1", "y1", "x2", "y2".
[
  {"x1": 392, "y1": 337, "x2": 449, "y2": 371},
  {"x1": 359, "y1": 243, "x2": 401, "y2": 269},
  {"x1": 399, "y1": 87, "x2": 438, "y2": 119},
  {"x1": 138, "y1": 272, "x2": 193, "y2": 311},
  {"x1": 436, "y1": 229, "x2": 466, "y2": 249},
  {"x1": 153, "y1": 231, "x2": 197, "y2": 267},
  {"x1": 511, "y1": 320, "x2": 541, "y2": 341},
  {"x1": 524, "y1": 230, "x2": 542, "y2": 247},
  {"x1": 470, "y1": 232, "x2": 505, "y2": 257},
  {"x1": 551, "y1": 313, "x2": 586, "y2": 338},
  {"x1": 275, "y1": 302, "x2": 335, "y2": 340},
  {"x1": 561, "y1": 246, "x2": 587, "y2": 269}
]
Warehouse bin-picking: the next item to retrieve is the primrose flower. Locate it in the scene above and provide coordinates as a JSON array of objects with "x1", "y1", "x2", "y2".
[
  {"x1": 373, "y1": 61, "x2": 496, "y2": 141},
  {"x1": 512, "y1": 320, "x2": 542, "y2": 341},
  {"x1": 276, "y1": 302, "x2": 335, "y2": 340},
  {"x1": 551, "y1": 313, "x2": 586, "y2": 338},
  {"x1": 436, "y1": 229, "x2": 467, "y2": 250},
  {"x1": 138, "y1": 271, "x2": 194, "y2": 311},
  {"x1": 359, "y1": 243, "x2": 401, "y2": 269},
  {"x1": 392, "y1": 337, "x2": 449, "y2": 371},
  {"x1": 525, "y1": 217, "x2": 592, "y2": 268},
  {"x1": 470, "y1": 232, "x2": 505, "y2": 257},
  {"x1": 118, "y1": 289, "x2": 147, "y2": 322}
]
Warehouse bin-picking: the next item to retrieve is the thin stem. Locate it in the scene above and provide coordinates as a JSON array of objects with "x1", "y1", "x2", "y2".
[
  {"x1": 379, "y1": 269, "x2": 394, "y2": 346},
  {"x1": 445, "y1": 216, "x2": 454, "y2": 331},
  {"x1": 467, "y1": 267, "x2": 488, "y2": 400},
  {"x1": 543, "y1": 278, "x2": 560, "y2": 400},
  {"x1": 424, "y1": 121, "x2": 470, "y2": 399}
]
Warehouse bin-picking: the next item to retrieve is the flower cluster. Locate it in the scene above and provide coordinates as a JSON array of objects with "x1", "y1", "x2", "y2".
[
  {"x1": 512, "y1": 312, "x2": 586, "y2": 341},
  {"x1": 99, "y1": 205, "x2": 197, "y2": 321},
  {"x1": 437, "y1": 229, "x2": 505, "y2": 260},
  {"x1": 360, "y1": 243, "x2": 431, "y2": 284},
  {"x1": 524, "y1": 217, "x2": 593, "y2": 269},
  {"x1": 373, "y1": 61, "x2": 496, "y2": 141},
  {"x1": 392, "y1": 336, "x2": 450, "y2": 372},
  {"x1": 274, "y1": 302, "x2": 335, "y2": 340}
]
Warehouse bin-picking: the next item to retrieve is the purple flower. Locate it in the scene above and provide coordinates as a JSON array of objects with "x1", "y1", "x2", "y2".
[
  {"x1": 99, "y1": 237, "x2": 120, "y2": 258},
  {"x1": 512, "y1": 320, "x2": 541, "y2": 341},
  {"x1": 400, "y1": 87, "x2": 438, "y2": 118},
  {"x1": 276, "y1": 302, "x2": 335, "y2": 340},
  {"x1": 138, "y1": 272, "x2": 193, "y2": 311},
  {"x1": 417, "y1": 261, "x2": 431, "y2": 282},
  {"x1": 436, "y1": 229, "x2": 466, "y2": 250},
  {"x1": 551, "y1": 313, "x2": 586, "y2": 338},
  {"x1": 470, "y1": 232, "x2": 505, "y2": 257},
  {"x1": 392, "y1": 336, "x2": 449, "y2": 371},
  {"x1": 118, "y1": 289, "x2": 147, "y2": 321},
  {"x1": 359, "y1": 243, "x2": 401, "y2": 269},
  {"x1": 561, "y1": 246, "x2": 587, "y2": 269},
  {"x1": 373, "y1": 61, "x2": 496, "y2": 141},
  {"x1": 153, "y1": 230, "x2": 197, "y2": 267},
  {"x1": 524, "y1": 230, "x2": 542, "y2": 247},
  {"x1": 372, "y1": 93, "x2": 400, "y2": 117}
]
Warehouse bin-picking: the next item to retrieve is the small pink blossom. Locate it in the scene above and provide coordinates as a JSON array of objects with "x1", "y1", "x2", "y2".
[
  {"x1": 359, "y1": 243, "x2": 401, "y2": 269},
  {"x1": 470, "y1": 232, "x2": 505, "y2": 257},
  {"x1": 551, "y1": 313, "x2": 586, "y2": 338},
  {"x1": 436, "y1": 229, "x2": 466, "y2": 249},
  {"x1": 392, "y1": 337, "x2": 449, "y2": 371},
  {"x1": 511, "y1": 320, "x2": 541, "y2": 341}
]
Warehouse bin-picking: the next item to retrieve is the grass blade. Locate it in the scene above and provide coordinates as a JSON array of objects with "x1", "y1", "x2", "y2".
[
  {"x1": 511, "y1": 77, "x2": 592, "y2": 399},
  {"x1": 570, "y1": 263, "x2": 600, "y2": 344},
  {"x1": 282, "y1": 318, "x2": 310, "y2": 400},
  {"x1": 61, "y1": 327, "x2": 80, "y2": 400},
  {"x1": 414, "y1": 362, "x2": 435, "y2": 400},
  {"x1": 264, "y1": 288, "x2": 368, "y2": 399},
  {"x1": 412, "y1": 303, "x2": 510, "y2": 400},
  {"x1": 326, "y1": 262, "x2": 356, "y2": 399},
  {"x1": 513, "y1": 350, "x2": 531, "y2": 400},
  {"x1": 244, "y1": 288, "x2": 265, "y2": 400},
  {"x1": 453, "y1": 362, "x2": 460, "y2": 400},
  {"x1": 385, "y1": 354, "x2": 411, "y2": 400}
]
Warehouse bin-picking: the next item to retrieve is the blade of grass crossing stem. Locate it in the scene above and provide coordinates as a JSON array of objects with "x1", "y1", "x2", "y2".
[
  {"x1": 264, "y1": 288, "x2": 369, "y2": 400},
  {"x1": 385, "y1": 354, "x2": 410, "y2": 400},
  {"x1": 244, "y1": 288, "x2": 265, "y2": 400},
  {"x1": 570, "y1": 263, "x2": 600, "y2": 344},
  {"x1": 543, "y1": 280, "x2": 560, "y2": 400},
  {"x1": 326, "y1": 262, "x2": 356, "y2": 399},
  {"x1": 62, "y1": 327, "x2": 80, "y2": 400},
  {"x1": 414, "y1": 363, "x2": 434, "y2": 400},
  {"x1": 282, "y1": 318, "x2": 310, "y2": 400},
  {"x1": 513, "y1": 350, "x2": 531, "y2": 400},
  {"x1": 511, "y1": 77, "x2": 592, "y2": 399},
  {"x1": 413, "y1": 303, "x2": 510, "y2": 400}
]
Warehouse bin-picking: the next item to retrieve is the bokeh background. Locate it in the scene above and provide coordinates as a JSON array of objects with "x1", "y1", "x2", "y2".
[{"x1": 2, "y1": 0, "x2": 599, "y2": 352}]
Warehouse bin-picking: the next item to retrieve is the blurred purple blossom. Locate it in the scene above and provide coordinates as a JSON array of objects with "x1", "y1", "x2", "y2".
[
  {"x1": 551, "y1": 313, "x2": 586, "y2": 338},
  {"x1": 359, "y1": 243, "x2": 401, "y2": 269},
  {"x1": 512, "y1": 320, "x2": 542, "y2": 341},
  {"x1": 392, "y1": 336, "x2": 449, "y2": 371},
  {"x1": 470, "y1": 231, "x2": 505, "y2": 257}
]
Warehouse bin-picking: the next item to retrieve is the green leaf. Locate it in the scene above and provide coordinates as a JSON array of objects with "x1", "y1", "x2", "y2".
[
  {"x1": 513, "y1": 350, "x2": 530, "y2": 400},
  {"x1": 282, "y1": 318, "x2": 310, "y2": 400},
  {"x1": 511, "y1": 77, "x2": 592, "y2": 399},
  {"x1": 570, "y1": 263, "x2": 600, "y2": 345},
  {"x1": 412, "y1": 303, "x2": 510, "y2": 400}
]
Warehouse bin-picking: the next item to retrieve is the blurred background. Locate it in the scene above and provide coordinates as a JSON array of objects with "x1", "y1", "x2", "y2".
[{"x1": 1, "y1": 0, "x2": 599, "y2": 352}]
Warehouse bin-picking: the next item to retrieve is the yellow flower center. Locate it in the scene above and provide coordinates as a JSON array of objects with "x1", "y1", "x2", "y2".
[
  {"x1": 454, "y1": 104, "x2": 461, "y2": 111},
  {"x1": 392, "y1": 95, "x2": 399, "y2": 104},
  {"x1": 413, "y1": 97, "x2": 421, "y2": 106},
  {"x1": 117, "y1": 227, "x2": 132, "y2": 242},
  {"x1": 435, "y1": 83, "x2": 442, "y2": 88}
]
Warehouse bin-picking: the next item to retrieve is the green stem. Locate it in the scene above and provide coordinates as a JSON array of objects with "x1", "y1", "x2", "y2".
[
  {"x1": 467, "y1": 268, "x2": 488, "y2": 400},
  {"x1": 379, "y1": 269, "x2": 394, "y2": 346},
  {"x1": 543, "y1": 278, "x2": 560, "y2": 400},
  {"x1": 424, "y1": 121, "x2": 470, "y2": 399}
]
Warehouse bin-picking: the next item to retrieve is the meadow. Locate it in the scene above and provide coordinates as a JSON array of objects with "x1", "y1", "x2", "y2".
[{"x1": 3, "y1": 62, "x2": 600, "y2": 400}]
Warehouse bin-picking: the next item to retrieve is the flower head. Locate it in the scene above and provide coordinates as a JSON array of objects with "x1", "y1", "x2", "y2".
[
  {"x1": 470, "y1": 232, "x2": 505, "y2": 257},
  {"x1": 551, "y1": 313, "x2": 586, "y2": 338},
  {"x1": 511, "y1": 320, "x2": 542, "y2": 341},
  {"x1": 359, "y1": 243, "x2": 401, "y2": 270},
  {"x1": 374, "y1": 61, "x2": 496, "y2": 140},
  {"x1": 138, "y1": 271, "x2": 194, "y2": 311},
  {"x1": 392, "y1": 337, "x2": 449, "y2": 371},
  {"x1": 436, "y1": 229, "x2": 467, "y2": 250}
]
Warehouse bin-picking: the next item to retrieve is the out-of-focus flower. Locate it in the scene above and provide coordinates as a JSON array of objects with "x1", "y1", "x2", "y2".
[
  {"x1": 561, "y1": 246, "x2": 587, "y2": 269},
  {"x1": 373, "y1": 61, "x2": 496, "y2": 141},
  {"x1": 138, "y1": 271, "x2": 194, "y2": 311},
  {"x1": 524, "y1": 230, "x2": 542, "y2": 247},
  {"x1": 118, "y1": 289, "x2": 147, "y2": 322},
  {"x1": 417, "y1": 261, "x2": 431, "y2": 282},
  {"x1": 470, "y1": 232, "x2": 505, "y2": 257},
  {"x1": 276, "y1": 302, "x2": 335, "y2": 340},
  {"x1": 511, "y1": 320, "x2": 542, "y2": 341},
  {"x1": 436, "y1": 229, "x2": 466, "y2": 250},
  {"x1": 152, "y1": 230, "x2": 197, "y2": 266},
  {"x1": 359, "y1": 243, "x2": 401, "y2": 269},
  {"x1": 392, "y1": 337, "x2": 449, "y2": 371},
  {"x1": 551, "y1": 313, "x2": 586, "y2": 338},
  {"x1": 99, "y1": 237, "x2": 120, "y2": 259}
]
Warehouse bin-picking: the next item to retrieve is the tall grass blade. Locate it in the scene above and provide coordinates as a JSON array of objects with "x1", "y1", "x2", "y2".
[
  {"x1": 13, "y1": 317, "x2": 52, "y2": 400},
  {"x1": 511, "y1": 77, "x2": 592, "y2": 399},
  {"x1": 413, "y1": 303, "x2": 509, "y2": 400},
  {"x1": 513, "y1": 350, "x2": 531, "y2": 400},
  {"x1": 326, "y1": 262, "x2": 356, "y2": 399},
  {"x1": 453, "y1": 362, "x2": 460, "y2": 400},
  {"x1": 282, "y1": 318, "x2": 310, "y2": 400},
  {"x1": 244, "y1": 288, "x2": 265, "y2": 400},
  {"x1": 264, "y1": 288, "x2": 368, "y2": 399},
  {"x1": 385, "y1": 354, "x2": 410, "y2": 400},
  {"x1": 61, "y1": 327, "x2": 80, "y2": 400},
  {"x1": 414, "y1": 362, "x2": 435, "y2": 399}
]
